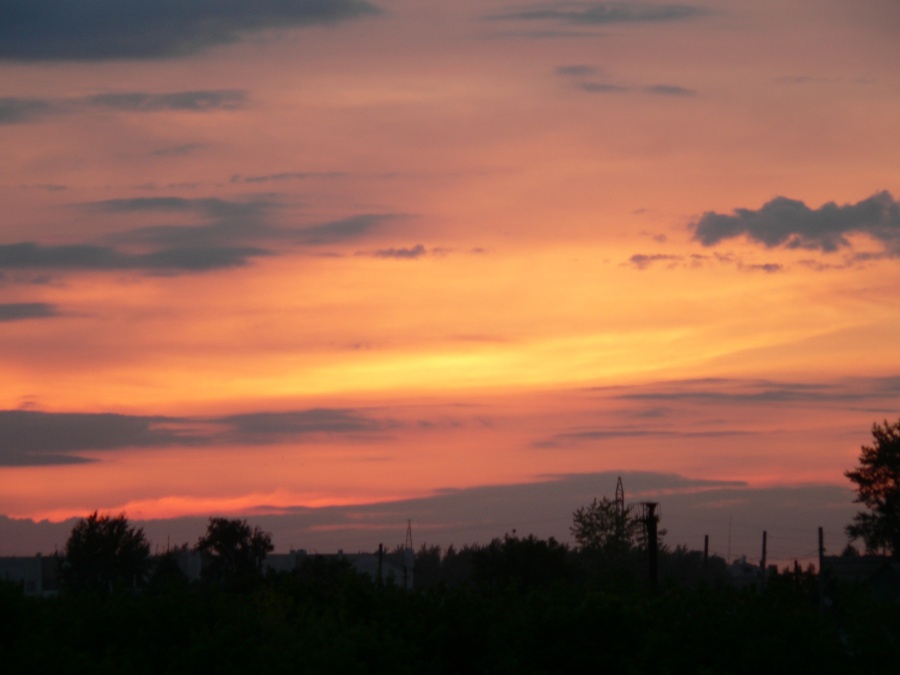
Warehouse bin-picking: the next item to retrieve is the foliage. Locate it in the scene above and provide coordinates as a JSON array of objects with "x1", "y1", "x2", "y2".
[
  {"x1": 658, "y1": 544, "x2": 728, "y2": 586},
  {"x1": 14, "y1": 508, "x2": 898, "y2": 672},
  {"x1": 413, "y1": 544, "x2": 443, "y2": 589},
  {"x1": 62, "y1": 511, "x2": 150, "y2": 593},
  {"x1": 195, "y1": 517, "x2": 273, "y2": 585},
  {"x1": 845, "y1": 418, "x2": 900, "y2": 556},
  {"x1": 146, "y1": 545, "x2": 191, "y2": 594},
  {"x1": 471, "y1": 534, "x2": 572, "y2": 589},
  {"x1": 570, "y1": 497, "x2": 642, "y2": 555},
  {"x1": 3, "y1": 553, "x2": 881, "y2": 674},
  {"x1": 414, "y1": 543, "x2": 480, "y2": 589}
]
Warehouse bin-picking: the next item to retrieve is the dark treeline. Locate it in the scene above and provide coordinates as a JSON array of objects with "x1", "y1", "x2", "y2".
[
  {"x1": 413, "y1": 535, "x2": 729, "y2": 591},
  {"x1": 1, "y1": 532, "x2": 898, "y2": 674}
]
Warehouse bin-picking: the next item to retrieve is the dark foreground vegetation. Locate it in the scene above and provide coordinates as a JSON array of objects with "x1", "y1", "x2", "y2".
[
  {"x1": 1, "y1": 538, "x2": 898, "y2": 675},
  {"x1": 1, "y1": 417, "x2": 896, "y2": 673}
]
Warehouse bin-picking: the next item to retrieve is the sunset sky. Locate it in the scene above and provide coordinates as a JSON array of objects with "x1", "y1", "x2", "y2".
[{"x1": 2, "y1": 0, "x2": 899, "y2": 565}]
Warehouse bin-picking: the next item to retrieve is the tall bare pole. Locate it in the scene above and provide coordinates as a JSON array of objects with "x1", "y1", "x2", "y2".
[
  {"x1": 378, "y1": 543, "x2": 384, "y2": 585},
  {"x1": 818, "y1": 527, "x2": 824, "y2": 574},
  {"x1": 703, "y1": 534, "x2": 709, "y2": 577},
  {"x1": 615, "y1": 476, "x2": 625, "y2": 541},
  {"x1": 642, "y1": 502, "x2": 659, "y2": 594},
  {"x1": 727, "y1": 517, "x2": 732, "y2": 564},
  {"x1": 760, "y1": 531, "x2": 767, "y2": 572},
  {"x1": 818, "y1": 527, "x2": 826, "y2": 612},
  {"x1": 404, "y1": 520, "x2": 414, "y2": 590}
]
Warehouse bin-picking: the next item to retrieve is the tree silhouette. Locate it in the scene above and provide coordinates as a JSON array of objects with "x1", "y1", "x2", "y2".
[
  {"x1": 195, "y1": 517, "x2": 273, "y2": 583},
  {"x1": 62, "y1": 511, "x2": 150, "y2": 593},
  {"x1": 846, "y1": 419, "x2": 900, "y2": 556},
  {"x1": 471, "y1": 534, "x2": 571, "y2": 589},
  {"x1": 570, "y1": 497, "x2": 641, "y2": 556}
]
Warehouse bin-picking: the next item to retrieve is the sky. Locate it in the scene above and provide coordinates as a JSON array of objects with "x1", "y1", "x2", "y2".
[{"x1": 2, "y1": 0, "x2": 899, "y2": 566}]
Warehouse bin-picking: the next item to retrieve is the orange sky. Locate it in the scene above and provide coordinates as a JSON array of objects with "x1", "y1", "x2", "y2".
[{"x1": 1, "y1": 0, "x2": 899, "y2": 562}]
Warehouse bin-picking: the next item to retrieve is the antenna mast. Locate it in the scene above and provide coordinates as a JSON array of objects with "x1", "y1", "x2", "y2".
[
  {"x1": 615, "y1": 476, "x2": 625, "y2": 540},
  {"x1": 403, "y1": 520, "x2": 414, "y2": 591}
]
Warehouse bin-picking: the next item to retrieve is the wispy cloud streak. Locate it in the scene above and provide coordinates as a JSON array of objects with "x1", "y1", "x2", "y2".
[
  {"x1": 0, "y1": 303, "x2": 59, "y2": 322},
  {"x1": 0, "y1": 243, "x2": 269, "y2": 272},
  {"x1": 0, "y1": 90, "x2": 246, "y2": 124},
  {"x1": 487, "y1": 2, "x2": 707, "y2": 25}
]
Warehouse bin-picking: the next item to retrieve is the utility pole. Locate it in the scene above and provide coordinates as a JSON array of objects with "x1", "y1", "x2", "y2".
[
  {"x1": 818, "y1": 526, "x2": 824, "y2": 574},
  {"x1": 727, "y1": 517, "x2": 732, "y2": 564},
  {"x1": 760, "y1": 531, "x2": 767, "y2": 573},
  {"x1": 642, "y1": 502, "x2": 659, "y2": 594},
  {"x1": 703, "y1": 535, "x2": 709, "y2": 578},
  {"x1": 818, "y1": 527, "x2": 826, "y2": 612},
  {"x1": 615, "y1": 476, "x2": 625, "y2": 542},
  {"x1": 403, "y1": 520, "x2": 414, "y2": 591},
  {"x1": 377, "y1": 543, "x2": 384, "y2": 586}
]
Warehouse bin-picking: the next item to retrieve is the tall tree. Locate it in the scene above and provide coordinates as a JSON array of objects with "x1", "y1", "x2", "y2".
[
  {"x1": 63, "y1": 511, "x2": 150, "y2": 592},
  {"x1": 570, "y1": 497, "x2": 641, "y2": 556},
  {"x1": 195, "y1": 517, "x2": 273, "y2": 582},
  {"x1": 846, "y1": 419, "x2": 900, "y2": 556}
]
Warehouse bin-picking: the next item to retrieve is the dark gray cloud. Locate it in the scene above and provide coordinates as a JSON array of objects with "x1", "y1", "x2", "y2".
[
  {"x1": 642, "y1": 84, "x2": 696, "y2": 96},
  {"x1": 150, "y1": 144, "x2": 207, "y2": 157},
  {"x1": 0, "y1": 407, "x2": 389, "y2": 466},
  {"x1": 556, "y1": 64, "x2": 600, "y2": 77},
  {"x1": 0, "y1": 0, "x2": 382, "y2": 61},
  {"x1": 575, "y1": 82, "x2": 696, "y2": 95},
  {"x1": 0, "y1": 303, "x2": 59, "y2": 322},
  {"x1": 488, "y1": 3, "x2": 707, "y2": 25},
  {"x1": 536, "y1": 426, "x2": 753, "y2": 449},
  {"x1": 110, "y1": 202, "x2": 397, "y2": 249},
  {"x1": 557, "y1": 66, "x2": 696, "y2": 97},
  {"x1": 1, "y1": 90, "x2": 245, "y2": 124},
  {"x1": 371, "y1": 244, "x2": 427, "y2": 259},
  {"x1": 629, "y1": 253, "x2": 682, "y2": 269},
  {"x1": 96, "y1": 196, "x2": 272, "y2": 221},
  {"x1": 0, "y1": 242, "x2": 269, "y2": 272},
  {"x1": 138, "y1": 246, "x2": 272, "y2": 270},
  {"x1": 231, "y1": 171, "x2": 346, "y2": 184},
  {"x1": 627, "y1": 253, "x2": 781, "y2": 272},
  {"x1": 296, "y1": 214, "x2": 395, "y2": 246},
  {"x1": 111, "y1": 228, "x2": 268, "y2": 258},
  {"x1": 3, "y1": 194, "x2": 398, "y2": 276},
  {"x1": 0, "y1": 410, "x2": 197, "y2": 466},
  {"x1": 693, "y1": 191, "x2": 900, "y2": 256},
  {"x1": 96, "y1": 196, "x2": 280, "y2": 253},
  {"x1": 85, "y1": 90, "x2": 245, "y2": 111},
  {"x1": 743, "y1": 262, "x2": 782, "y2": 273},
  {"x1": 578, "y1": 81, "x2": 630, "y2": 93},
  {"x1": 217, "y1": 409, "x2": 387, "y2": 442},
  {"x1": 0, "y1": 97, "x2": 59, "y2": 124},
  {"x1": 492, "y1": 29, "x2": 599, "y2": 40},
  {"x1": 612, "y1": 377, "x2": 893, "y2": 406}
]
